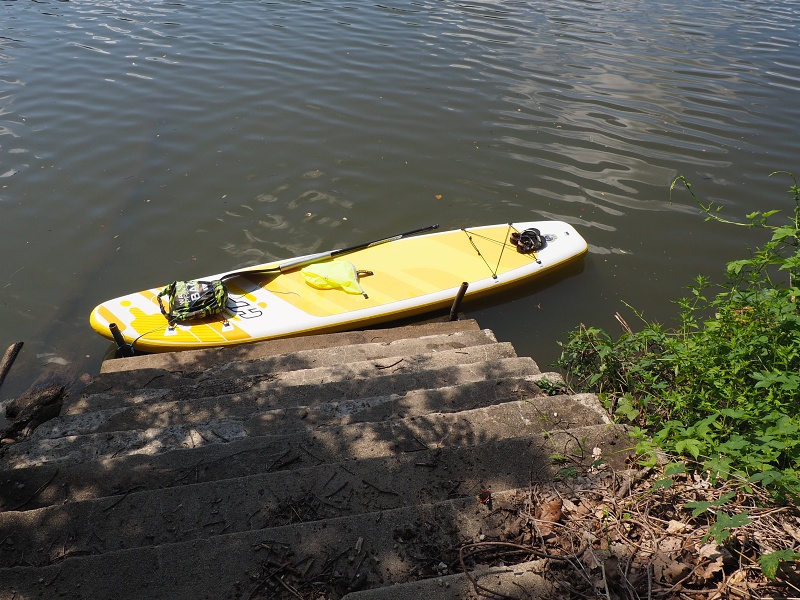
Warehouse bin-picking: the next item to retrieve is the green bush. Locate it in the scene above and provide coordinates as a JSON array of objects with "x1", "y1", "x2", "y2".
[{"x1": 557, "y1": 173, "x2": 800, "y2": 501}]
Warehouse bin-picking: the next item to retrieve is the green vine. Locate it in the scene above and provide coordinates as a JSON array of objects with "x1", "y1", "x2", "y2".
[{"x1": 558, "y1": 173, "x2": 800, "y2": 501}]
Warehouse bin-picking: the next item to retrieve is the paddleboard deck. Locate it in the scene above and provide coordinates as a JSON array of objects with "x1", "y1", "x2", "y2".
[{"x1": 90, "y1": 221, "x2": 587, "y2": 352}]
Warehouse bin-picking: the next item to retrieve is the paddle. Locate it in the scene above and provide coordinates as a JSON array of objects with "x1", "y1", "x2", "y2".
[
  {"x1": 155, "y1": 224, "x2": 440, "y2": 326},
  {"x1": 220, "y1": 223, "x2": 440, "y2": 281}
]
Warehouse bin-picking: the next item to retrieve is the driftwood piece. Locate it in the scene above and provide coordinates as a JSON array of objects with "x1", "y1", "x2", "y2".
[
  {"x1": 1, "y1": 384, "x2": 65, "y2": 442},
  {"x1": 0, "y1": 342, "x2": 23, "y2": 389}
]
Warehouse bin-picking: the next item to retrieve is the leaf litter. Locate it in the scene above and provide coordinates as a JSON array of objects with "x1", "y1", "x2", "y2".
[
  {"x1": 454, "y1": 462, "x2": 800, "y2": 599},
  {"x1": 246, "y1": 459, "x2": 800, "y2": 599}
]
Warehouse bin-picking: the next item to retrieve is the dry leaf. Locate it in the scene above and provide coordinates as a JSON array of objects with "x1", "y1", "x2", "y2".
[
  {"x1": 727, "y1": 569, "x2": 747, "y2": 586},
  {"x1": 783, "y1": 521, "x2": 800, "y2": 544},
  {"x1": 666, "y1": 519, "x2": 689, "y2": 534},
  {"x1": 561, "y1": 497, "x2": 578, "y2": 513},
  {"x1": 536, "y1": 499, "x2": 563, "y2": 537},
  {"x1": 580, "y1": 547, "x2": 602, "y2": 570},
  {"x1": 700, "y1": 554, "x2": 725, "y2": 580},
  {"x1": 659, "y1": 536, "x2": 683, "y2": 553},
  {"x1": 699, "y1": 543, "x2": 723, "y2": 560},
  {"x1": 652, "y1": 551, "x2": 692, "y2": 584},
  {"x1": 537, "y1": 499, "x2": 563, "y2": 522}
]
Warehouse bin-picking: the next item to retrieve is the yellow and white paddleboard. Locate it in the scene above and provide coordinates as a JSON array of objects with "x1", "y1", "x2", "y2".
[{"x1": 90, "y1": 221, "x2": 587, "y2": 353}]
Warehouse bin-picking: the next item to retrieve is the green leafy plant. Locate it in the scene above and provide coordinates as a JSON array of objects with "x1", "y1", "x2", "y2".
[
  {"x1": 685, "y1": 492, "x2": 752, "y2": 543},
  {"x1": 759, "y1": 550, "x2": 800, "y2": 581},
  {"x1": 557, "y1": 173, "x2": 800, "y2": 500}
]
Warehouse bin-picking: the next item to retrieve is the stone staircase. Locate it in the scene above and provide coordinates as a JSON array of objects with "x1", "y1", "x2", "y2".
[{"x1": 0, "y1": 319, "x2": 632, "y2": 600}]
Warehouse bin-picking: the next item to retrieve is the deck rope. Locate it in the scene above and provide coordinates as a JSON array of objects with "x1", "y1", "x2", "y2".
[{"x1": 460, "y1": 223, "x2": 517, "y2": 280}]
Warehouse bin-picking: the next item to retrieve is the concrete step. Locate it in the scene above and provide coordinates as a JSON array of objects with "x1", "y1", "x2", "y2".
[
  {"x1": 66, "y1": 343, "x2": 530, "y2": 415},
  {"x1": 0, "y1": 426, "x2": 631, "y2": 600},
  {"x1": 0, "y1": 392, "x2": 607, "y2": 507},
  {"x1": 0, "y1": 491, "x2": 509, "y2": 599},
  {"x1": 2, "y1": 389, "x2": 602, "y2": 469},
  {"x1": 99, "y1": 319, "x2": 483, "y2": 374},
  {"x1": 340, "y1": 559, "x2": 555, "y2": 600},
  {"x1": 0, "y1": 423, "x2": 627, "y2": 568},
  {"x1": 80, "y1": 327, "x2": 498, "y2": 399},
  {"x1": 0, "y1": 319, "x2": 631, "y2": 600},
  {"x1": 37, "y1": 374, "x2": 557, "y2": 440}
]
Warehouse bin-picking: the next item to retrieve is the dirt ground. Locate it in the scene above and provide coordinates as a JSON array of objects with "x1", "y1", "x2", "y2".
[{"x1": 249, "y1": 460, "x2": 800, "y2": 600}]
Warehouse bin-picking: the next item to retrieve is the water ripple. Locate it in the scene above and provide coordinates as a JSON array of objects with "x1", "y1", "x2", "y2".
[
  {"x1": 2, "y1": 0, "x2": 800, "y2": 377},
  {"x1": 426, "y1": 0, "x2": 800, "y2": 219}
]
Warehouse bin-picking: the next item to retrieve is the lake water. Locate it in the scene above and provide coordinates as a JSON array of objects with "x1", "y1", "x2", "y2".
[{"x1": 2, "y1": 0, "x2": 799, "y2": 404}]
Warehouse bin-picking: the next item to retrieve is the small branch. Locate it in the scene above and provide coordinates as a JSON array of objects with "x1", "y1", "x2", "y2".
[
  {"x1": 0, "y1": 342, "x2": 23, "y2": 390},
  {"x1": 362, "y1": 479, "x2": 400, "y2": 496},
  {"x1": 375, "y1": 358, "x2": 403, "y2": 370},
  {"x1": 102, "y1": 486, "x2": 144, "y2": 512},
  {"x1": 7, "y1": 468, "x2": 59, "y2": 511}
]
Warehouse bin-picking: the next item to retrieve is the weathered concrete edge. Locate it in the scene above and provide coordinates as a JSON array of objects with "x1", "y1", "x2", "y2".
[
  {"x1": 342, "y1": 559, "x2": 555, "y2": 600},
  {"x1": 100, "y1": 320, "x2": 484, "y2": 374}
]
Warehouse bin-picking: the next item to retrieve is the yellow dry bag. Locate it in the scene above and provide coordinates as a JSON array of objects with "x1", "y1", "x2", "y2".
[{"x1": 300, "y1": 261, "x2": 371, "y2": 298}]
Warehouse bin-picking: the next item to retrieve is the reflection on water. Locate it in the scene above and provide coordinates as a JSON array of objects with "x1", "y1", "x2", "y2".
[{"x1": 1, "y1": 0, "x2": 799, "y2": 399}]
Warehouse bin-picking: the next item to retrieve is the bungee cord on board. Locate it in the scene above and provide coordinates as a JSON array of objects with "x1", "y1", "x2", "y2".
[{"x1": 460, "y1": 223, "x2": 546, "y2": 280}]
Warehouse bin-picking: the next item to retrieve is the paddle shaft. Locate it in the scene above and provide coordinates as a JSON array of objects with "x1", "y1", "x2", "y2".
[{"x1": 222, "y1": 224, "x2": 439, "y2": 280}]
